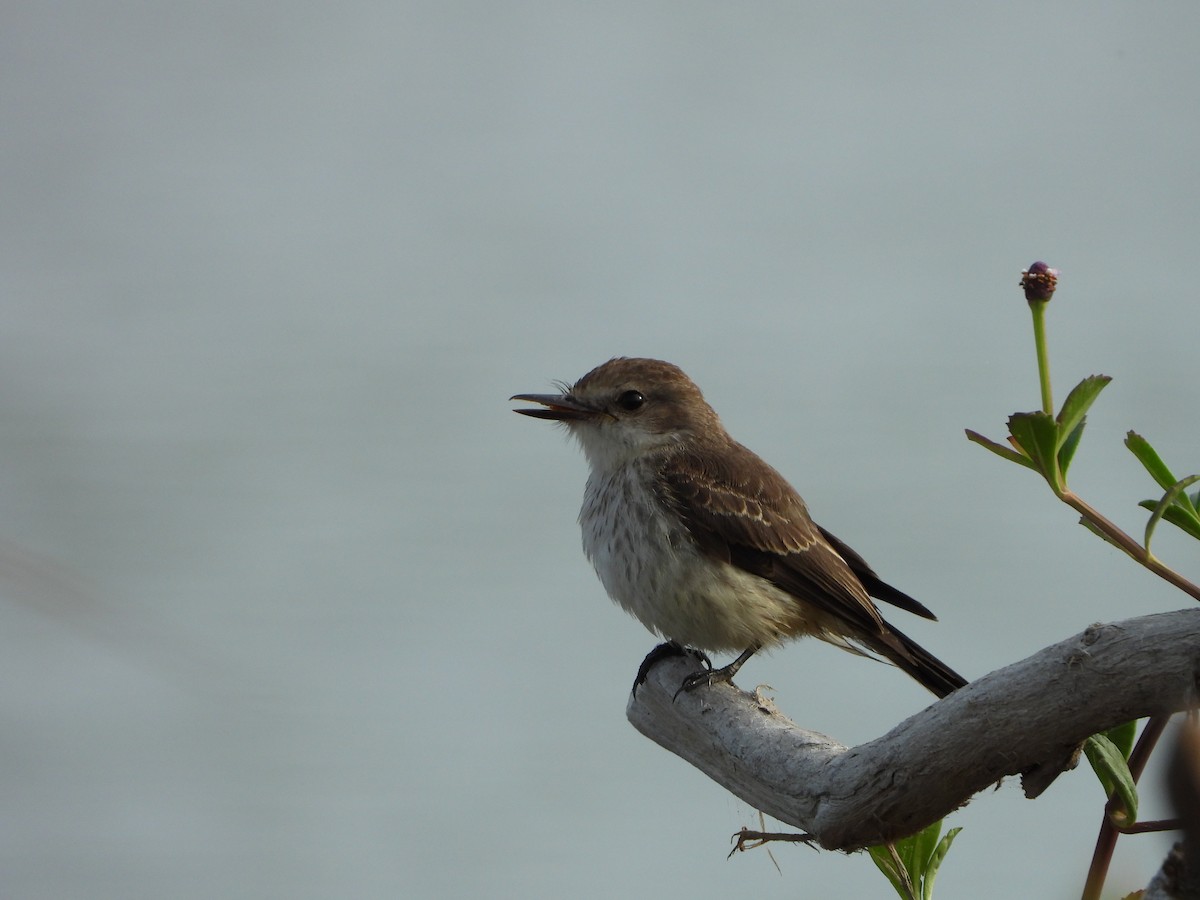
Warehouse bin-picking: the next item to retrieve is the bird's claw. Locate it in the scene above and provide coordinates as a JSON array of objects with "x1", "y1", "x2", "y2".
[
  {"x1": 673, "y1": 661, "x2": 738, "y2": 700},
  {"x1": 632, "y1": 642, "x2": 710, "y2": 695}
]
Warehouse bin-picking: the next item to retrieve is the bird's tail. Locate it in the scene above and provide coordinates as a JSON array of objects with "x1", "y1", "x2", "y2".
[{"x1": 869, "y1": 623, "x2": 967, "y2": 699}]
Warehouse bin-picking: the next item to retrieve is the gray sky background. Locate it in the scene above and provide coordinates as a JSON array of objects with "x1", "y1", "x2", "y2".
[{"x1": 2, "y1": 3, "x2": 1198, "y2": 898}]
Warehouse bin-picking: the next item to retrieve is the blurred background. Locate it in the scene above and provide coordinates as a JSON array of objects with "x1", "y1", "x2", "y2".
[{"x1": 2, "y1": 2, "x2": 1198, "y2": 897}]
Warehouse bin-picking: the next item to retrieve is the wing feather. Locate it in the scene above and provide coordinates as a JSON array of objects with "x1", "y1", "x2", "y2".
[
  {"x1": 656, "y1": 441, "x2": 887, "y2": 637},
  {"x1": 816, "y1": 526, "x2": 938, "y2": 620}
]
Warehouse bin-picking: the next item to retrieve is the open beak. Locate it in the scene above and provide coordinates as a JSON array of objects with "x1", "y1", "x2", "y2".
[{"x1": 510, "y1": 392, "x2": 599, "y2": 422}]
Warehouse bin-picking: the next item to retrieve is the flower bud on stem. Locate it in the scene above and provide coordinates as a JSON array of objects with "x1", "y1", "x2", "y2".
[{"x1": 1021, "y1": 262, "x2": 1059, "y2": 416}]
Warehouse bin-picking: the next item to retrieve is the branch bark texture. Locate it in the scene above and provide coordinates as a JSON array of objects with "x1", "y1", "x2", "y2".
[{"x1": 626, "y1": 609, "x2": 1200, "y2": 850}]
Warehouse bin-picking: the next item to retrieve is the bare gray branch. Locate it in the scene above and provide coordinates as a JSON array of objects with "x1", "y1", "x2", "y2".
[{"x1": 627, "y1": 609, "x2": 1200, "y2": 850}]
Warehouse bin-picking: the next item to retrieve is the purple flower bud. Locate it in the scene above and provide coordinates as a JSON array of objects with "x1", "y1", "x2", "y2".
[{"x1": 1020, "y1": 261, "x2": 1058, "y2": 303}]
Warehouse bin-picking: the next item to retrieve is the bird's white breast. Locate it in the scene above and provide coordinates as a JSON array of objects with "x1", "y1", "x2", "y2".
[{"x1": 579, "y1": 463, "x2": 806, "y2": 652}]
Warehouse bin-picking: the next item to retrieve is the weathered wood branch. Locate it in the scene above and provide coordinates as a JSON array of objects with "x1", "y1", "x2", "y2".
[{"x1": 626, "y1": 608, "x2": 1200, "y2": 850}]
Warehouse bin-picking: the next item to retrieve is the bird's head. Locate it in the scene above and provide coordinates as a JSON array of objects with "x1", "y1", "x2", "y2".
[{"x1": 512, "y1": 357, "x2": 721, "y2": 470}]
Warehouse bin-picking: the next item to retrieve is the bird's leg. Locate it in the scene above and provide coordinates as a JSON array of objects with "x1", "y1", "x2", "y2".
[
  {"x1": 676, "y1": 644, "x2": 760, "y2": 697},
  {"x1": 632, "y1": 641, "x2": 711, "y2": 694}
]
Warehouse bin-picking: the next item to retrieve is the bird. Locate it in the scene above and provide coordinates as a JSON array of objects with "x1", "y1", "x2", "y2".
[{"x1": 511, "y1": 357, "x2": 966, "y2": 698}]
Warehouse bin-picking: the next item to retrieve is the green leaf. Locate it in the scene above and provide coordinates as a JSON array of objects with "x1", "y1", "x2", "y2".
[
  {"x1": 1120, "y1": 432, "x2": 1200, "y2": 544},
  {"x1": 899, "y1": 819, "x2": 940, "y2": 882},
  {"x1": 1136, "y1": 501, "x2": 1200, "y2": 541},
  {"x1": 1144, "y1": 474, "x2": 1200, "y2": 551},
  {"x1": 1084, "y1": 734, "x2": 1139, "y2": 824},
  {"x1": 1104, "y1": 720, "x2": 1138, "y2": 761},
  {"x1": 1057, "y1": 419, "x2": 1086, "y2": 477},
  {"x1": 1007, "y1": 411, "x2": 1063, "y2": 489},
  {"x1": 870, "y1": 820, "x2": 959, "y2": 900},
  {"x1": 1055, "y1": 375, "x2": 1111, "y2": 447},
  {"x1": 922, "y1": 827, "x2": 962, "y2": 900},
  {"x1": 964, "y1": 429, "x2": 1037, "y2": 470},
  {"x1": 1041, "y1": 375, "x2": 1111, "y2": 480},
  {"x1": 869, "y1": 844, "x2": 913, "y2": 899},
  {"x1": 1126, "y1": 431, "x2": 1183, "y2": 495}
]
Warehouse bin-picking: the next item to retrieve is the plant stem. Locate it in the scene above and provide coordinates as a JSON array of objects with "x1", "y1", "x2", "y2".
[
  {"x1": 1030, "y1": 300, "x2": 1054, "y2": 415},
  {"x1": 1114, "y1": 818, "x2": 1182, "y2": 834},
  {"x1": 1060, "y1": 491, "x2": 1200, "y2": 603}
]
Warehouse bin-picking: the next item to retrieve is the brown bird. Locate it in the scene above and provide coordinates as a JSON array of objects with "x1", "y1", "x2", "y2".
[{"x1": 512, "y1": 357, "x2": 966, "y2": 697}]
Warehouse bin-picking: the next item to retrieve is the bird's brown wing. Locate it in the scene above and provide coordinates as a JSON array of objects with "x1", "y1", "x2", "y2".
[
  {"x1": 656, "y1": 440, "x2": 967, "y2": 698},
  {"x1": 655, "y1": 441, "x2": 887, "y2": 639}
]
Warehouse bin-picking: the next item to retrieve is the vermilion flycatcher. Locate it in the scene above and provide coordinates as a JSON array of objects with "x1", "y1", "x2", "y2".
[{"x1": 513, "y1": 357, "x2": 965, "y2": 697}]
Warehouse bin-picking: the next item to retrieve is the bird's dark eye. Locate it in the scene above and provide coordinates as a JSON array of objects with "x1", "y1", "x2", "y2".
[{"x1": 616, "y1": 390, "x2": 645, "y2": 411}]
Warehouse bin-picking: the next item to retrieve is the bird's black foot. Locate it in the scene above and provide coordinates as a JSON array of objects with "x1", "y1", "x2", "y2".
[
  {"x1": 673, "y1": 645, "x2": 759, "y2": 700},
  {"x1": 632, "y1": 642, "x2": 710, "y2": 695},
  {"x1": 674, "y1": 661, "x2": 738, "y2": 699}
]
